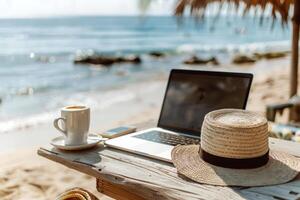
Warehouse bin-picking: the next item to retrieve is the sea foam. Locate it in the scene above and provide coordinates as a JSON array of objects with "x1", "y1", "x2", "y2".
[
  {"x1": 176, "y1": 40, "x2": 290, "y2": 54},
  {"x1": 0, "y1": 84, "x2": 149, "y2": 133}
]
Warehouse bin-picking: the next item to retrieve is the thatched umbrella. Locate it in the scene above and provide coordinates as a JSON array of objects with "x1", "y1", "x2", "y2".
[{"x1": 175, "y1": 0, "x2": 300, "y2": 98}]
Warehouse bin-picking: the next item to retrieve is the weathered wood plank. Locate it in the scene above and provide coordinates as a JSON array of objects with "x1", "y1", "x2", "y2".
[
  {"x1": 269, "y1": 138, "x2": 300, "y2": 157},
  {"x1": 38, "y1": 120, "x2": 300, "y2": 200},
  {"x1": 38, "y1": 143, "x2": 300, "y2": 200},
  {"x1": 237, "y1": 190, "x2": 277, "y2": 200},
  {"x1": 243, "y1": 180, "x2": 300, "y2": 200},
  {"x1": 38, "y1": 147, "x2": 245, "y2": 200}
]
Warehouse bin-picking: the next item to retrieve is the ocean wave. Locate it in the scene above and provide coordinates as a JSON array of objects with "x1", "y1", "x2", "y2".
[
  {"x1": 0, "y1": 112, "x2": 56, "y2": 133},
  {"x1": 176, "y1": 40, "x2": 291, "y2": 54},
  {"x1": 0, "y1": 88, "x2": 138, "y2": 133}
]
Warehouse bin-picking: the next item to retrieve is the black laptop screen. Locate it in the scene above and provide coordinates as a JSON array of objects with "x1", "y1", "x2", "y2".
[{"x1": 158, "y1": 70, "x2": 252, "y2": 136}]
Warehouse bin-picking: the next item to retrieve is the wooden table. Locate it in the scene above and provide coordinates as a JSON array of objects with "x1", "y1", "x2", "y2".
[{"x1": 38, "y1": 121, "x2": 300, "y2": 200}]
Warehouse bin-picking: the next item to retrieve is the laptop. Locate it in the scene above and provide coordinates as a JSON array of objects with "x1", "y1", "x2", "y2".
[{"x1": 105, "y1": 69, "x2": 253, "y2": 162}]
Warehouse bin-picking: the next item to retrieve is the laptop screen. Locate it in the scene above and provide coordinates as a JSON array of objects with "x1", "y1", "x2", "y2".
[{"x1": 158, "y1": 70, "x2": 253, "y2": 136}]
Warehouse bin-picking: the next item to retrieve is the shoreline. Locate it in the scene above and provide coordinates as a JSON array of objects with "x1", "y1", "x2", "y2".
[
  {"x1": 0, "y1": 74, "x2": 167, "y2": 133},
  {"x1": 0, "y1": 79, "x2": 166, "y2": 152}
]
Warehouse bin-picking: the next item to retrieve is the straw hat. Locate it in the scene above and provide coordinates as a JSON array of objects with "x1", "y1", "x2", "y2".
[{"x1": 171, "y1": 109, "x2": 300, "y2": 186}]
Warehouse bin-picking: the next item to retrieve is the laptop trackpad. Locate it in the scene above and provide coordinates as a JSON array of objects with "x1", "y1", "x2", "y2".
[{"x1": 134, "y1": 142, "x2": 172, "y2": 156}]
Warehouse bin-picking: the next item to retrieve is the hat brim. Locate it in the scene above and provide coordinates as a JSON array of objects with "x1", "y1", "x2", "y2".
[{"x1": 171, "y1": 145, "x2": 300, "y2": 187}]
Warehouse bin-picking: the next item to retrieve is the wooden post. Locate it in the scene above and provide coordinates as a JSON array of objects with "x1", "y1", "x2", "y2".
[{"x1": 290, "y1": 0, "x2": 300, "y2": 97}]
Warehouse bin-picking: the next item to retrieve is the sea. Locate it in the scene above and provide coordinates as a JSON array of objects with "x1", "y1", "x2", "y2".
[{"x1": 0, "y1": 16, "x2": 292, "y2": 132}]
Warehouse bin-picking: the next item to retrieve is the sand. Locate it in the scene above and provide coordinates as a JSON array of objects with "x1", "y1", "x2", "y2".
[
  {"x1": 0, "y1": 149, "x2": 114, "y2": 200},
  {"x1": 0, "y1": 56, "x2": 295, "y2": 200}
]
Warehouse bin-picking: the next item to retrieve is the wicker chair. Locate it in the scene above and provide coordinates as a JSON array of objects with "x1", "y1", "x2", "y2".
[
  {"x1": 56, "y1": 188, "x2": 99, "y2": 200},
  {"x1": 266, "y1": 96, "x2": 300, "y2": 141},
  {"x1": 266, "y1": 95, "x2": 300, "y2": 126}
]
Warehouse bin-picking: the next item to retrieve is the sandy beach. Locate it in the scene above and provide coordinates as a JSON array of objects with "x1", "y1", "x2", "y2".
[{"x1": 0, "y1": 56, "x2": 295, "y2": 199}]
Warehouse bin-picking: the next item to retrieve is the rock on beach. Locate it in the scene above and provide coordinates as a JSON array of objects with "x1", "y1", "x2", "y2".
[
  {"x1": 183, "y1": 56, "x2": 219, "y2": 65},
  {"x1": 74, "y1": 55, "x2": 141, "y2": 66},
  {"x1": 232, "y1": 55, "x2": 256, "y2": 64},
  {"x1": 253, "y1": 51, "x2": 288, "y2": 60},
  {"x1": 148, "y1": 51, "x2": 165, "y2": 58}
]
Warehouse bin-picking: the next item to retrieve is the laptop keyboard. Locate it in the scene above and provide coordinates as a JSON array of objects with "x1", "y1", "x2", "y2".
[{"x1": 133, "y1": 131, "x2": 200, "y2": 146}]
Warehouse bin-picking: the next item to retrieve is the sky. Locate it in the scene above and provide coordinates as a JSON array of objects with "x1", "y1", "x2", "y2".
[{"x1": 0, "y1": 0, "x2": 176, "y2": 18}]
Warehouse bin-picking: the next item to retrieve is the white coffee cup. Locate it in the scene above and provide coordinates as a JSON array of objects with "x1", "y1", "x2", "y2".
[{"x1": 54, "y1": 105, "x2": 90, "y2": 145}]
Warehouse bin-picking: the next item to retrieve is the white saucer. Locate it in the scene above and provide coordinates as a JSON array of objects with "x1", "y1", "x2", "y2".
[{"x1": 51, "y1": 134, "x2": 104, "y2": 151}]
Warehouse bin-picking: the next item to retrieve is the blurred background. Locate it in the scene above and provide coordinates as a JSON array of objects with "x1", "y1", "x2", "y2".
[{"x1": 0, "y1": 1, "x2": 297, "y2": 199}]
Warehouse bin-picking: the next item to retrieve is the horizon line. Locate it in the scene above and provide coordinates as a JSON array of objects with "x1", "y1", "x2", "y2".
[{"x1": 0, "y1": 13, "x2": 274, "y2": 20}]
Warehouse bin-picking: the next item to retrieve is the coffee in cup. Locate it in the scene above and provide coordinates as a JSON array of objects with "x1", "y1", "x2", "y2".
[{"x1": 54, "y1": 105, "x2": 90, "y2": 145}]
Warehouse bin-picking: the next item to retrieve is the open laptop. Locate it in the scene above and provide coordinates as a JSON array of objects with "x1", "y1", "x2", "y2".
[{"x1": 105, "y1": 69, "x2": 253, "y2": 162}]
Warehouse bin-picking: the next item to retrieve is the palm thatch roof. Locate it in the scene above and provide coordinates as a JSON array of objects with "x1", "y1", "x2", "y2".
[{"x1": 175, "y1": 0, "x2": 298, "y2": 25}]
